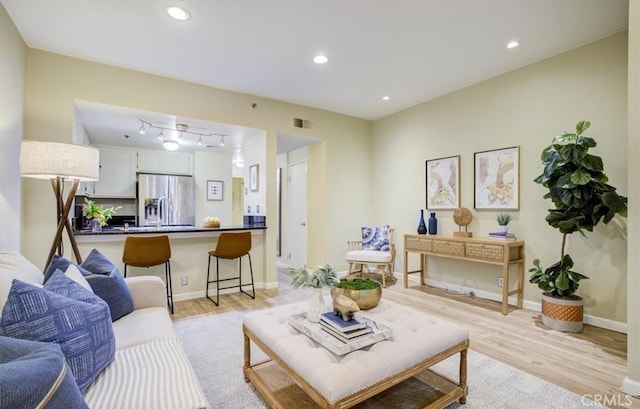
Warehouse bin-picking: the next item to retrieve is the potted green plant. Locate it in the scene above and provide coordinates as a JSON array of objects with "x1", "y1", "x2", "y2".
[
  {"x1": 289, "y1": 264, "x2": 338, "y2": 322},
  {"x1": 529, "y1": 120, "x2": 627, "y2": 332},
  {"x1": 331, "y1": 277, "x2": 382, "y2": 310},
  {"x1": 496, "y1": 213, "x2": 511, "y2": 233}
]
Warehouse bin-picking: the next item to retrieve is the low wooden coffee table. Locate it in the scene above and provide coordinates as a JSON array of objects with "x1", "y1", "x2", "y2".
[{"x1": 243, "y1": 299, "x2": 469, "y2": 409}]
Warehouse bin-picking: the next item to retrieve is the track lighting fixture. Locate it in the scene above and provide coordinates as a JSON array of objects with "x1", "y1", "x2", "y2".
[{"x1": 138, "y1": 119, "x2": 228, "y2": 151}]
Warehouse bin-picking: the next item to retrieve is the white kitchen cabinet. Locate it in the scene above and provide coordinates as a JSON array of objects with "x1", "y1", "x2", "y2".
[
  {"x1": 137, "y1": 149, "x2": 193, "y2": 175},
  {"x1": 90, "y1": 146, "x2": 136, "y2": 198}
]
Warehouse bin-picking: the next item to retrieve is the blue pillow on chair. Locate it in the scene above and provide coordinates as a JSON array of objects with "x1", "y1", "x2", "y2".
[
  {"x1": 361, "y1": 225, "x2": 391, "y2": 251},
  {"x1": 80, "y1": 249, "x2": 134, "y2": 321},
  {"x1": 0, "y1": 336, "x2": 89, "y2": 409},
  {"x1": 0, "y1": 271, "x2": 116, "y2": 392}
]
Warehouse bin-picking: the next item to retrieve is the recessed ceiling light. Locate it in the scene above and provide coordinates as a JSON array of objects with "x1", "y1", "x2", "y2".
[
  {"x1": 506, "y1": 40, "x2": 520, "y2": 49},
  {"x1": 167, "y1": 6, "x2": 190, "y2": 21},
  {"x1": 163, "y1": 140, "x2": 180, "y2": 151},
  {"x1": 382, "y1": 96, "x2": 390, "y2": 101},
  {"x1": 313, "y1": 55, "x2": 328, "y2": 64}
]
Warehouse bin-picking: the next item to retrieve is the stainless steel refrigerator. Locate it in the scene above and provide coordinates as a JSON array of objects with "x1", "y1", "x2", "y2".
[{"x1": 137, "y1": 174, "x2": 195, "y2": 226}]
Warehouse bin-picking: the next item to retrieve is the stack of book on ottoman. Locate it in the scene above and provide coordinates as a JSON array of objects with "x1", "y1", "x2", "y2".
[
  {"x1": 288, "y1": 311, "x2": 393, "y2": 356},
  {"x1": 320, "y1": 312, "x2": 374, "y2": 343}
]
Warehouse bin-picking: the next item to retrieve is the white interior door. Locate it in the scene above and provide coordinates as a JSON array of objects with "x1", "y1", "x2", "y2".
[{"x1": 288, "y1": 161, "x2": 307, "y2": 268}]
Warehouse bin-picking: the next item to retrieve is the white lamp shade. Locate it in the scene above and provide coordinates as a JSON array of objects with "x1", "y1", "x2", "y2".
[{"x1": 20, "y1": 140, "x2": 100, "y2": 181}]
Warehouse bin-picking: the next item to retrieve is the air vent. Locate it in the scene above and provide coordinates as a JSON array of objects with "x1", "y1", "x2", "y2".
[{"x1": 293, "y1": 117, "x2": 313, "y2": 129}]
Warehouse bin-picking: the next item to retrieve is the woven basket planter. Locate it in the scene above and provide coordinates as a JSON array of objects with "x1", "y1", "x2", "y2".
[{"x1": 541, "y1": 293, "x2": 584, "y2": 333}]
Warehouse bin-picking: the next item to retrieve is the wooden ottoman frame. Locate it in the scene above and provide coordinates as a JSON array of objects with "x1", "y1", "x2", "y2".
[{"x1": 243, "y1": 325, "x2": 468, "y2": 409}]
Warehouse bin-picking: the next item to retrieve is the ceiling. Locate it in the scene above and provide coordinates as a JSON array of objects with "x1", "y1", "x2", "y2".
[{"x1": 3, "y1": 0, "x2": 629, "y2": 152}]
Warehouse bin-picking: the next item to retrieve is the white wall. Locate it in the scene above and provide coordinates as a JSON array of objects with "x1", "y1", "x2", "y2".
[
  {"x1": 623, "y1": 0, "x2": 640, "y2": 397},
  {"x1": 194, "y1": 150, "x2": 233, "y2": 226},
  {"x1": 0, "y1": 4, "x2": 26, "y2": 251},
  {"x1": 371, "y1": 32, "x2": 629, "y2": 324},
  {"x1": 243, "y1": 131, "x2": 267, "y2": 218}
]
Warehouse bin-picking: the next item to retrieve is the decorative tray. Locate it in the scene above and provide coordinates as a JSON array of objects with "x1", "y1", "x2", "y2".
[{"x1": 288, "y1": 313, "x2": 393, "y2": 356}]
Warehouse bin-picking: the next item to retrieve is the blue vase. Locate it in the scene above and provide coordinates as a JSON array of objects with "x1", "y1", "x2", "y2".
[
  {"x1": 417, "y1": 210, "x2": 427, "y2": 234},
  {"x1": 428, "y1": 212, "x2": 437, "y2": 235}
]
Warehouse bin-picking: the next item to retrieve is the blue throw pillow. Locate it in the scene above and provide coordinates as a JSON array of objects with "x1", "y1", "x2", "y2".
[
  {"x1": 0, "y1": 336, "x2": 89, "y2": 409},
  {"x1": 0, "y1": 271, "x2": 115, "y2": 392},
  {"x1": 81, "y1": 248, "x2": 134, "y2": 321},
  {"x1": 361, "y1": 225, "x2": 391, "y2": 251},
  {"x1": 43, "y1": 254, "x2": 92, "y2": 283}
]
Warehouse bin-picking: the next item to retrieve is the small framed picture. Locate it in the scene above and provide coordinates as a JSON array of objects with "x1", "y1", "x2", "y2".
[
  {"x1": 474, "y1": 146, "x2": 520, "y2": 210},
  {"x1": 426, "y1": 155, "x2": 460, "y2": 209},
  {"x1": 249, "y1": 164, "x2": 259, "y2": 192},
  {"x1": 206, "y1": 180, "x2": 223, "y2": 201}
]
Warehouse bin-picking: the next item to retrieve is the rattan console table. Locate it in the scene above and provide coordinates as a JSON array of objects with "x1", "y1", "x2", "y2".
[{"x1": 403, "y1": 234, "x2": 525, "y2": 315}]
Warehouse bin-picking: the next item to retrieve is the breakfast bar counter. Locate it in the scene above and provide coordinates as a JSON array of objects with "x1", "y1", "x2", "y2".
[
  {"x1": 74, "y1": 225, "x2": 269, "y2": 304},
  {"x1": 75, "y1": 225, "x2": 266, "y2": 241}
]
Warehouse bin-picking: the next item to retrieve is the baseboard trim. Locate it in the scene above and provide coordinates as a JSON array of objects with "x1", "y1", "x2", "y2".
[
  {"x1": 173, "y1": 281, "x2": 270, "y2": 302},
  {"x1": 399, "y1": 273, "x2": 627, "y2": 333},
  {"x1": 622, "y1": 377, "x2": 640, "y2": 398}
]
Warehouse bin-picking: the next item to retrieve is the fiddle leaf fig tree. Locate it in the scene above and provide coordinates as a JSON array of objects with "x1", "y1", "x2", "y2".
[{"x1": 529, "y1": 121, "x2": 627, "y2": 298}]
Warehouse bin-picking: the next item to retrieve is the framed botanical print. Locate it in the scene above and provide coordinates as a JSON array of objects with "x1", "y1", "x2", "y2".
[
  {"x1": 426, "y1": 155, "x2": 460, "y2": 209},
  {"x1": 474, "y1": 146, "x2": 520, "y2": 210},
  {"x1": 206, "y1": 180, "x2": 223, "y2": 201},
  {"x1": 249, "y1": 164, "x2": 259, "y2": 192}
]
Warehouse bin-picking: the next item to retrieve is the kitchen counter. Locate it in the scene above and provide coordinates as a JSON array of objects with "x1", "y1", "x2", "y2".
[
  {"x1": 73, "y1": 225, "x2": 270, "y2": 303},
  {"x1": 75, "y1": 224, "x2": 266, "y2": 236}
]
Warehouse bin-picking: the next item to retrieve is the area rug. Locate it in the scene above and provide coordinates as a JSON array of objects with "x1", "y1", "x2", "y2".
[{"x1": 174, "y1": 310, "x2": 604, "y2": 409}]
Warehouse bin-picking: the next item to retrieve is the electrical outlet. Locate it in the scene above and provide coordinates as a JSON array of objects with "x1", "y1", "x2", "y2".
[
  {"x1": 181, "y1": 276, "x2": 188, "y2": 286},
  {"x1": 497, "y1": 277, "x2": 504, "y2": 287}
]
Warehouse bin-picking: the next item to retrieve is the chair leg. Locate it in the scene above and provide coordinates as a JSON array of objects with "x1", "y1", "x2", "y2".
[
  {"x1": 206, "y1": 254, "x2": 218, "y2": 306},
  {"x1": 165, "y1": 260, "x2": 174, "y2": 314},
  {"x1": 124, "y1": 264, "x2": 127, "y2": 278},
  {"x1": 239, "y1": 254, "x2": 255, "y2": 299},
  {"x1": 216, "y1": 257, "x2": 220, "y2": 306}
]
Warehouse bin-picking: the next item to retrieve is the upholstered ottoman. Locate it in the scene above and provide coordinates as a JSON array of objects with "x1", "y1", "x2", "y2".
[{"x1": 243, "y1": 298, "x2": 469, "y2": 409}]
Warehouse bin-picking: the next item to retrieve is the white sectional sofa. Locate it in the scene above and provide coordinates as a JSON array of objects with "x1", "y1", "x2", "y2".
[{"x1": 0, "y1": 251, "x2": 209, "y2": 409}]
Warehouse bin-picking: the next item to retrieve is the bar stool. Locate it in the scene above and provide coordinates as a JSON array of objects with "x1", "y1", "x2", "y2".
[
  {"x1": 122, "y1": 235, "x2": 174, "y2": 314},
  {"x1": 206, "y1": 231, "x2": 255, "y2": 306}
]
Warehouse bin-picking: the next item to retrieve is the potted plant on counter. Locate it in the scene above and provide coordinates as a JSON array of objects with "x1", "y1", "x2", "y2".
[
  {"x1": 289, "y1": 264, "x2": 338, "y2": 322},
  {"x1": 529, "y1": 120, "x2": 627, "y2": 332},
  {"x1": 82, "y1": 198, "x2": 122, "y2": 232}
]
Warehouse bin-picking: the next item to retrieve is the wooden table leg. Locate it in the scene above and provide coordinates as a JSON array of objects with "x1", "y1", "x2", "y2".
[
  {"x1": 403, "y1": 250, "x2": 409, "y2": 288},
  {"x1": 459, "y1": 348, "x2": 468, "y2": 404},
  {"x1": 243, "y1": 330, "x2": 251, "y2": 382},
  {"x1": 501, "y1": 263, "x2": 509, "y2": 315}
]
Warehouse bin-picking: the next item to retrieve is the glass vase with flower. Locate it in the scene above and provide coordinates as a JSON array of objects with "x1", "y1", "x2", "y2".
[
  {"x1": 289, "y1": 263, "x2": 338, "y2": 322},
  {"x1": 82, "y1": 198, "x2": 122, "y2": 232}
]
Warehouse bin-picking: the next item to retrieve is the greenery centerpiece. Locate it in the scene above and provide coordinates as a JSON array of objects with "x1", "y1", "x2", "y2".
[
  {"x1": 289, "y1": 264, "x2": 338, "y2": 322},
  {"x1": 331, "y1": 277, "x2": 382, "y2": 310},
  {"x1": 289, "y1": 263, "x2": 338, "y2": 289},
  {"x1": 82, "y1": 198, "x2": 122, "y2": 230},
  {"x1": 529, "y1": 120, "x2": 627, "y2": 331}
]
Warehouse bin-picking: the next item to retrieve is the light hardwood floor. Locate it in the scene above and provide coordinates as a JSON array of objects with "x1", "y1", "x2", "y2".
[{"x1": 172, "y1": 271, "x2": 638, "y2": 409}]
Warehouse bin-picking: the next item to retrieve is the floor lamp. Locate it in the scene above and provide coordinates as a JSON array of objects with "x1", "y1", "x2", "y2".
[{"x1": 20, "y1": 141, "x2": 100, "y2": 269}]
